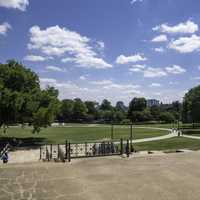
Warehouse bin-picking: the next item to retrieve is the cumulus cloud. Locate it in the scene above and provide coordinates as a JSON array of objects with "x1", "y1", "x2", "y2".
[
  {"x1": 129, "y1": 64, "x2": 146, "y2": 72},
  {"x1": 154, "y1": 47, "x2": 164, "y2": 53},
  {"x1": 80, "y1": 76, "x2": 86, "y2": 80},
  {"x1": 0, "y1": 0, "x2": 29, "y2": 11},
  {"x1": 151, "y1": 35, "x2": 168, "y2": 42},
  {"x1": 40, "y1": 77, "x2": 142, "y2": 104},
  {"x1": 168, "y1": 34, "x2": 200, "y2": 53},
  {"x1": 28, "y1": 25, "x2": 112, "y2": 69},
  {"x1": 149, "y1": 83, "x2": 162, "y2": 87},
  {"x1": 143, "y1": 67, "x2": 167, "y2": 78},
  {"x1": 130, "y1": 0, "x2": 143, "y2": 4},
  {"x1": 153, "y1": 20, "x2": 198, "y2": 34},
  {"x1": 130, "y1": 64, "x2": 186, "y2": 77},
  {"x1": 165, "y1": 65, "x2": 186, "y2": 74},
  {"x1": 24, "y1": 55, "x2": 50, "y2": 62},
  {"x1": 46, "y1": 66, "x2": 65, "y2": 72},
  {"x1": 0, "y1": 22, "x2": 11, "y2": 36},
  {"x1": 130, "y1": 66, "x2": 167, "y2": 78},
  {"x1": 116, "y1": 54, "x2": 147, "y2": 64}
]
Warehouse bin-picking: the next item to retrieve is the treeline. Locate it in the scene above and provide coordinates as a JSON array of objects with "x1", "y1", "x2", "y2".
[
  {"x1": 56, "y1": 98, "x2": 181, "y2": 124},
  {"x1": 1, "y1": 60, "x2": 200, "y2": 133}
]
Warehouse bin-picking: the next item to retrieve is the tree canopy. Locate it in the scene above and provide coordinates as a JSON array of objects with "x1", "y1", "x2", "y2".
[{"x1": 0, "y1": 60, "x2": 59, "y2": 133}]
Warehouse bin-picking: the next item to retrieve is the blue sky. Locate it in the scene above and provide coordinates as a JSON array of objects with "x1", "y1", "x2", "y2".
[{"x1": 1, "y1": 0, "x2": 200, "y2": 105}]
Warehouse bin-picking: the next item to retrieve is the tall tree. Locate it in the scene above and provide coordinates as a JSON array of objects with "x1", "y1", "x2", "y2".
[
  {"x1": 100, "y1": 99, "x2": 113, "y2": 111},
  {"x1": 72, "y1": 98, "x2": 88, "y2": 122},
  {"x1": 182, "y1": 85, "x2": 200, "y2": 123},
  {"x1": 128, "y1": 97, "x2": 147, "y2": 122},
  {"x1": 0, "y1": 60, "x2": 59, "y2": 133}
]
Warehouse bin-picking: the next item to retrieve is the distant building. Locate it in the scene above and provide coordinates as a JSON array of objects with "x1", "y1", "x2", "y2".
[{"x1": 147, "y1": 99, "x2": 159, "y2": 107}]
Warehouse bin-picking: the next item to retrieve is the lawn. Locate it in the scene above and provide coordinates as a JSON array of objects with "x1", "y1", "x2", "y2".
[
  {"x1": 0, "y1": 125, "x2": 169, "y2": 145},
  {"x1": 134, "y1": 137, "x2": 200, "y2": 151}
]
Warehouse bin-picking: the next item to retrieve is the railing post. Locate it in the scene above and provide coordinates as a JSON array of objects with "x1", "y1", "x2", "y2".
[
  {"x1": 50, "y1": 144, "x2": 52, "y2": 160},
  {"x1": 120, "y1": 138, "x2": 123, "y2": 155},
  {"x1": 126, "y1": 139, "x2": 130, "y2": 157},
  {"x1": 58, "y1": 144, "x2": 60, "y2": 160},
  {"x1": 68, "y1": 142, "x2": 71, "y2": 162},
  {"x1": 65, "y1": 140, "x2": 68, "y2": 160},
  {"x1": 39, "y1": 146, "x2": 42, "y2": 160}
]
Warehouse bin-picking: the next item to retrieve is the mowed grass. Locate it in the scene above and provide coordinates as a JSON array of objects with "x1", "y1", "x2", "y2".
[
  {"x1": 0, "y1": 125, "x2": 169, "y2": 145},
  {"x1": 134, "y1": 137, "x2": 200, "y2": 151}
]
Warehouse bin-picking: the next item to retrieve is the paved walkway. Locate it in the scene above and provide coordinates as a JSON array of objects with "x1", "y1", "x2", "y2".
[
  {"x1": 182, "y1": 134, "x2": 200, "y2": 140},
  {"x1": 132, "y1": 130, "x2": 177, "y2": 143}
]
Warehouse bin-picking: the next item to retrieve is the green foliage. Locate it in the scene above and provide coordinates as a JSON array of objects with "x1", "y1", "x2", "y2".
[
  {"x1": 159, "y1": 112, "x2": 175, "y2": 123},
  {"x1": 100, "y1": 99, "x2": 113, "y2": 111},
  {"x1": 0, "y1": 60, "x2": 59, "y2": 133},
  {"x1": 72, "y1": 98, "x2": 88, "y2": 122},
  {"x1": 182, "y1": 85, "x2": 200, "y2": 123}
]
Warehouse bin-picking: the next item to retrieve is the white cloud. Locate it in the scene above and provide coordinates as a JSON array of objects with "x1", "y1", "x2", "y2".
[
  {"x1": 165, "y1": 65, "x2": 186, "y2": 74},
  {"x1": 129, "y1": 64, "x2": 146, "y2": 72},
  {"x1": 151, "y1": 35, "x2": 168, "y2": 42},
  {"x1": 0, "y1": 22, "x2": 11, "y2": 36},
  {"x1": 24, "y1": 55, "x2": 50, "y2": 62},
  {"x1": 143, "y1": 67, "x2": 167, "y2": 78},
  {"x1": 193, "y1": 77, "x2": 200, "y2": 80},
  {"x1": 149, "y1": 83, "x2": 162, "y2": 87},
  {"x1": 91, "y1": 80, "x2": 113, "y2": 85},
  {"x1": 28, "y1": 25, "x2": 112, "y2": 69},
  {"x1": 97, "y1": 41, "x2": 105, "y2": 49},
  {"x1": 130, "y1": 0, "x2": 143, "y2": 4},
  {"x1": 0, "y1": 0, "x2": 29, "y2": 11},
  {"x1": 40, "y1": 77, "x2": 143, "y2": 104},
  {"x1": 103, "y1": 83, "x2": 140, "y2": 90},
  {"x1": 169, "y1": 81, "x2": 179, "y2": 85},
  {"x1": 154, "y1": 47, "x2": 164, "y2": 53},
  {"x1": 46, "y1": 66, "x2": 65, "y2": 72},
  {"x1": 169, "y1": 34, "x2": 200, "y2": 53},
  {"x1": 116, "y1": 54, "x2": 147, "y2": 64},
  {"x1": 80, "y1": 76, "x2": 86, "y2": 80},
  {"x1": 153, "y1": 20, "x2": 198, "y2": 34}
]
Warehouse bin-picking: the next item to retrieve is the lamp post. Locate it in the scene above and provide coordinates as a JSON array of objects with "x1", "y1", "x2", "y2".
[{"x1": 130, "y1": 123, "x2": 134, "y2": 152}]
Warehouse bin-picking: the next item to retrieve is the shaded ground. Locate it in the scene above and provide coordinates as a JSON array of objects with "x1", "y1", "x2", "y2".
[{"x1": 1, "y1": 152, "x2": 200, "y2": 200}]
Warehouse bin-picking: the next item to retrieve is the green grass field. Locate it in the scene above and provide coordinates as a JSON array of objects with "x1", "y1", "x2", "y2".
[
  {"x1": 0, "y1": 124, "x2": 169, "y2": 145},
  {"x1": 134, "y1": 137, "x2": 200, "y2": 151}
]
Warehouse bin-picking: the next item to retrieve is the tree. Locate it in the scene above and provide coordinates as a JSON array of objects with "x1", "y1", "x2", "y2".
[
  {"x1": 100, "y1": 99, "x2": 113, "y2": 111},
  {"x1": 58, "y1": 99, "x2": 74, "y2": 122},
  {"x1": 159, "y1": 112, "x2": 175, "y2": 123},
  {"x1": 72, "y1": 98, "x2": 88, "y2": 122},
  {"x1": 150, "y1": 105, "x2": 161, "y2": 121},
  {"x1": 0, "y1": 60, "x2": 59, "y2": 133},
  {"x1": 128, "y1": 98, "x2": 147, "y2": 122},
  {"x1": 182, "y1": 85, "x2": 200, "y2": 123},
  {"x1": 116, "y1": 101, "x2": 127, "y2": 112}
]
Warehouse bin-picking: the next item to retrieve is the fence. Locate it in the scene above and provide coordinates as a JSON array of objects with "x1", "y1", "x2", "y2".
[{"x1": 40, "y1": 139, "x2": 134, "y2": 162}]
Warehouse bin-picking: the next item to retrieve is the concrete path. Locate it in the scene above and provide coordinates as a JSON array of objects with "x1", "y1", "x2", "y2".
[
  {"x1": 132, "y1": 130, "x2": 177, "y2": 143},
  {"x1": 182, "y1": 134, "x2": 200, "y2": 140}
]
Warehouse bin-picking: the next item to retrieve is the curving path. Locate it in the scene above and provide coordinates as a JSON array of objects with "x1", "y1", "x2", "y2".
[
  {"x1": 113, "y1": 127, "x2": 178, "y2": 144},
  {"x1": 132, "y1": 129, "x2": 177, "y2": 143},
  {"x1": 182, "y1": 134, "x2": 200, "y2": 140}
]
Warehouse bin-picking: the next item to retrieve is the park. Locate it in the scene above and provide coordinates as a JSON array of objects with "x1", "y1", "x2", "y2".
[
  {"x1": 1, "y1": 61, "x2": 200, "y2": 199},
  {"x1": 2, "y1": 0, "x2": 200, "y2": 199}
]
